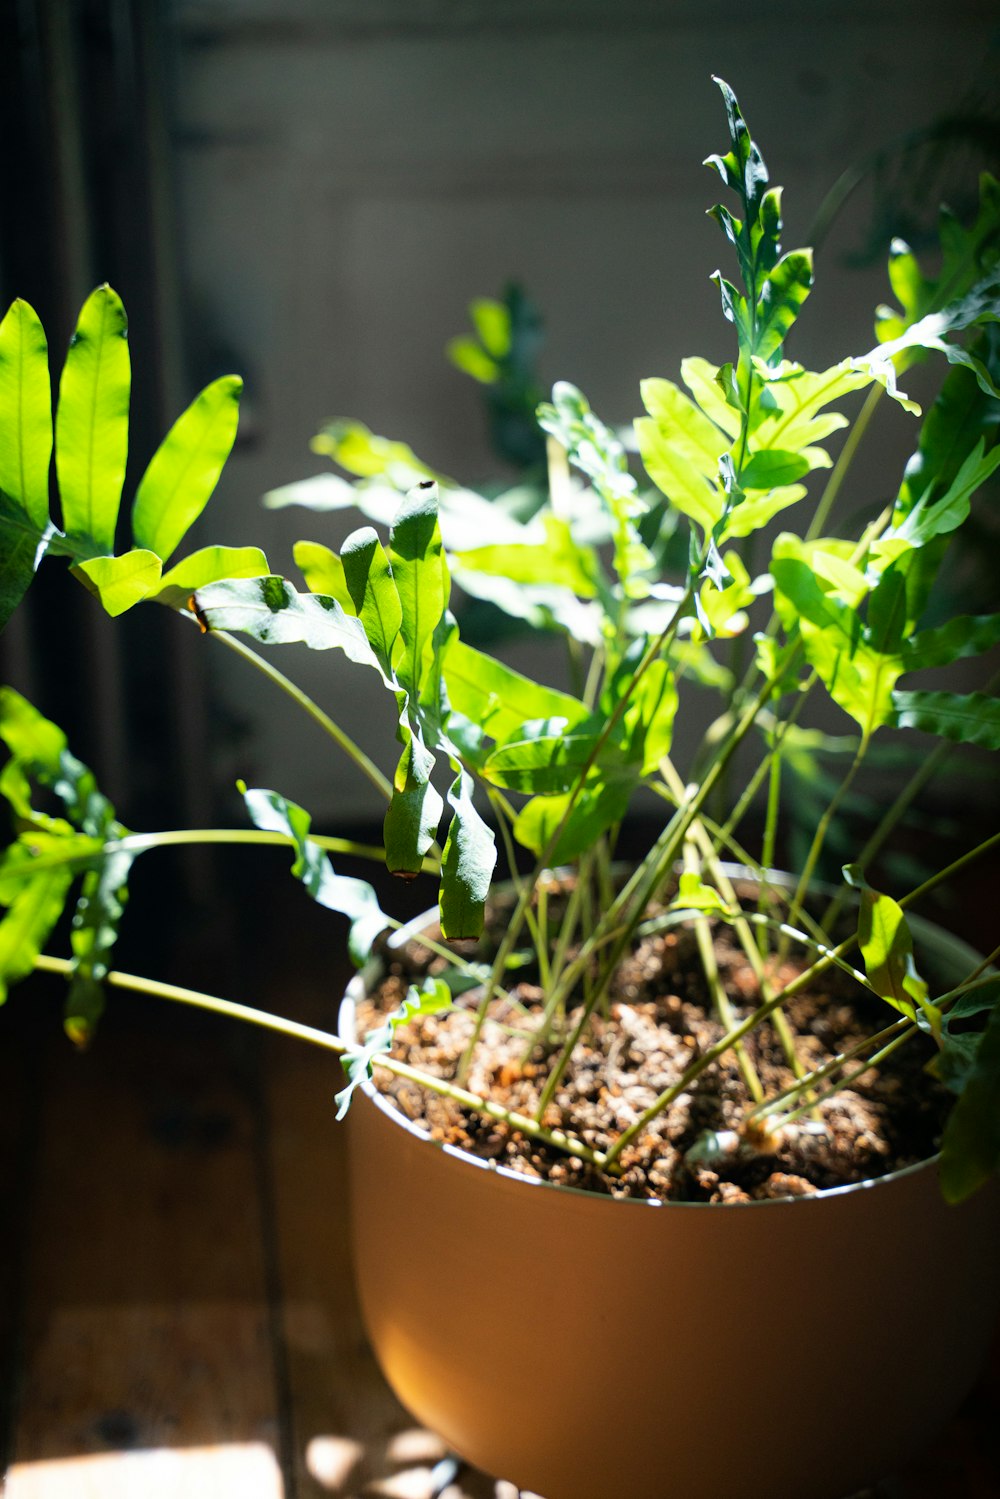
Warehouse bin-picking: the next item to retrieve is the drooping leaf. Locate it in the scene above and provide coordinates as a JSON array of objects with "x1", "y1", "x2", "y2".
[
  {"x1": 55, "y1": 285, "x2": 130, "y2": 553},
  {"x1": 383, "y1": 722, "x2": 443, "y2": 878},
  {"x1": 438, "y1": 769, "x2": 497, "y2": 940},
  {"x1": 131, "y1": 375, "x2": 243, "y2": 561},
  {"x1": 241, "y1": 784, "x2": 391, "y2": 966},
  {"x1": 312, "y1": 418, "x2": 437, "y2": 486}
]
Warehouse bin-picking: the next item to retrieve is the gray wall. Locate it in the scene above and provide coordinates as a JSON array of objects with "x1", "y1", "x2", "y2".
[{"x1": 169, "y1": 1, "x2": 1000, "y2": 822}]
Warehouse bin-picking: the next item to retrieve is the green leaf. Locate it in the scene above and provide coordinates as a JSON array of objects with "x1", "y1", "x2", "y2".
[
  {"x1": 292, "y1": 539, "x2": 356, "y2": 610},
  {"x1": 335, "y1": 977, "x2": 452, "y2": 1120},
  {"x1": 635, "y1": 376, "x2": 726, "y2": 535},
  {"x1": 484, "y1": 718, "x2": 624, "y2": 795},
  {"x1": 311, "y1": 418, "x2": 436, "y2": 487},
  {"x1": 903, "y1": 613, "x2": 1000, "y2": 673},
  {"x1": 389, "y1": 483, "x2": 448, "y2": 702},
  {"x1": 0, "y1": 865, "x2": 75, "y2": 1004},
  {"x1": 341, "y1": 525, "x2": 403, "y2": 678},
  {"x1": 454, "y1": 516, "x2": 601, "y2": 599},
  {"x1": 241, "y1": 784, "x2": 390, "y2": 966},
  {"x1": 55, "y1": 285, "x2": 130, "y2": 553},
  {"x1": 890, "y1": 690, "x2": 1000, "y2": 748},
  {"x1": 131, "y1": 375, "x2": 243, "y2": 561},
  {"x1": 193, "y1": 575, "x2": 384, "y2": 675},
  {"x1": 739, "y1": 448, "x2": 810, "y2": 490},
  {"x1": 842, "y1": 865, "x2": 936, "y2": 1029},
  {"x1": 771, "y1": 538, "x2": 903, "y2": 738},
  {"x1": 444, "y1": 640, "x2": 588, "y2": 746},
  {"x1": 154, "y1": 545, "x2": 270, "y2": 608},
  {"x1": 66, "y1": 846, "x2": 134, "y2": 1045},
  {"x1": 878, "y1": 439, "x2": 1000, "y2": 553},
  {"x1": 384, "y1": 724, "x2": 443, "y2": 878},
  {"x1": 0, "y1": 489, "x2": 49, "y2": 631},
  {"x1": 512, "y1": 773, "x2": 635, "y2": 863},
  {"x1": 538, "y1": 382, "x2": 653, "y2": 595},
  {"x1": 0, "y1": 299, "x2": 52, "y2": 531},
  {"x1": 439, "y1": 769, "x2": 497, "y2": 940},
  {"x1": 939, "y1": 999, "x2": 1000, "y2": 1203},
  {"x1": 72, "y1": 549, "x2": 163, "y2": 616},
  {"x1": 446, "y1": 336, "x2": 501, "y2": 384},
  {"x1": 669, "y1": 871, "x2": 734, "y2": 916},
  {"x1": 753, "y1": 250, "x2": 813, "y2": 362}
]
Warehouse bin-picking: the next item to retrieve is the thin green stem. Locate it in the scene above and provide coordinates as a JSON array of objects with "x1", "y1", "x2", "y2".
[
  {"x1": 32, "y1": 954, "x2": 606, "y2": 1170},
  {"x1": 210, "y1": 627, "x2": 394, "y2": 803},
  {"x1": 805, "y1": 383, "x2": 884, "y2": 542}
]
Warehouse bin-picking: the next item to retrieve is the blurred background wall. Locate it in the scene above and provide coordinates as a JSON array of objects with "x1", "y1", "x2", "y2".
[{"x1": 1, "y1": 0, "x2": 998, "y2": 837}]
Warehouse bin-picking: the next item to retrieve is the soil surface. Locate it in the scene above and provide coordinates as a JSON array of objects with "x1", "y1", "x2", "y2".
[{"x1": 356, "y1": 879, "x2": 952, "y2": 1202}]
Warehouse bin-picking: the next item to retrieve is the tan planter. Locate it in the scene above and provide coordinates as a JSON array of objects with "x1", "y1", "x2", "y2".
[{"x1": 342, "y1": 906, "x2": 1000, "y2": 1499}]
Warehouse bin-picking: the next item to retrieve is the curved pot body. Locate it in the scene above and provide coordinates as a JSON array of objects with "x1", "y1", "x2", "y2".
[{"x1": 344, "y1": 903, "x2": 1000, "y2": 1499}]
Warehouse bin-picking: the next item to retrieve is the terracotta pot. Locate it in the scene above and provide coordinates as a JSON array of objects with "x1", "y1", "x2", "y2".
[{"x1": 341, "y1": 898, "x2": 1000, "y2": 1499}]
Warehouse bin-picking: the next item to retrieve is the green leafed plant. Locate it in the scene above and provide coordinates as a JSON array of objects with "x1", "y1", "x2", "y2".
[{"x1": 2, "y1": 78, "x2": 1000, "y2": 1206}]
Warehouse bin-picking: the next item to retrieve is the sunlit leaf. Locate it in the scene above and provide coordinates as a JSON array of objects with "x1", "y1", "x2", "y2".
[
  {"x1": 132, "y1": 375, "x2": 242, "y2": 561},
  {"x1": 56, "y1": 285, "x2": 130, "y2": 553},
  {"x1": 439, "y1": 769, "x2": 496, "y2": 940}
]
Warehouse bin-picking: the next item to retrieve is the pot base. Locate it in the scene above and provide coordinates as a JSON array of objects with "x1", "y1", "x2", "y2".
[{"x1": 349, "y1": 1084, "x2": 1000, "y2": 1499}]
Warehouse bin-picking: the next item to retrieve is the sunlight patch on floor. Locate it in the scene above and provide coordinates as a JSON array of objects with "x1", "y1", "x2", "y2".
[{"x1": 4, "y1": 1443, "x2": 284, "y2": 1498}]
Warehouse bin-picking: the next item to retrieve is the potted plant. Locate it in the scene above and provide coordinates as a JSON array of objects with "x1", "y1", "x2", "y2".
[{"x1": 1, "y1": 78, "x2": 1000, "y2": 1499}]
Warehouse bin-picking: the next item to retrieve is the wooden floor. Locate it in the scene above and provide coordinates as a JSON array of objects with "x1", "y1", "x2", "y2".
[{"x1": 1, "y1": 864, "x2": 998, "y2": 1499}]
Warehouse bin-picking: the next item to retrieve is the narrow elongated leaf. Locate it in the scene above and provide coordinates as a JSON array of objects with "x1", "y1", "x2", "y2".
[
  {"x1": 384, "y1": 722, "x2": 443, "y2": 878},
  {"x1": 56, "y1": 285, "x2": 130, "y2": 552},
  {"x1": 154, "y1": 545, "x2": 270, "y2": 607},
  {"x1": 193, "y1": 576, "x2": 383, "y2": 675},
  {"x1": 891, "y1": 690, "x2": 1000, "y2": 748},
  {"x1": 131, "y1": 375, "x2": 243, "y2": 561},
  {"x1": 241, "y1": 785, "x2": 390, "y2": 965},
  {"x1": 389, "y1": 483, "x2": 448, "y2": 701},
  {"x1": 72, "y1": 549, "x2": 162, "y2": 616},
  {"x1": 439, "y1": 769, "x2": 497, "y2": 940},
  {"x1": 883, "y1": 440, "x2": 1000, "y2": 551},
  {"x1": 341, "y1": 525, "x2": 403, "y2": 677},
  {"x1": 753, "y1": 250, "x2": 813, "y2": 361},
  {"x1": 939, "y1": 999, "x2": 1000, "y2": 1203},
  {"x1": 0, "y1": 299, "x2": 52, "y2": 529},
  {"x1": 444, "y1": 640, "x2": 587, "y2": 745}
]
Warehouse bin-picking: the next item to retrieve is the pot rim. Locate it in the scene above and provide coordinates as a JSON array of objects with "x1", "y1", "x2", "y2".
[{"x1": 341, "y1": 863, "x2": 986, "y2": 1211}]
